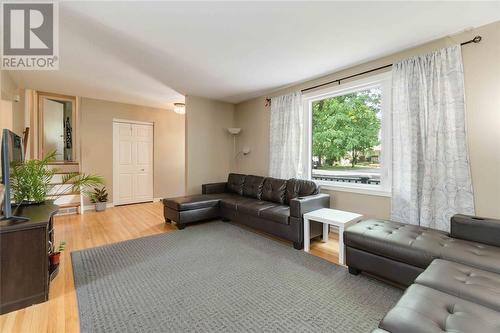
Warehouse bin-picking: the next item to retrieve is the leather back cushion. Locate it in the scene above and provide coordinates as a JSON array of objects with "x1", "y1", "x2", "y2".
[
  {"x1": 226, "y1": 173, "x2": 246, "y2": 195},
  {"x1": 285, "y1": 179, "x2": 319, "y2": 204},
  {"x1": 261, "y1": 177, "x2": 287, "y2": 204},
  {"x1": 242, "y1": 175, "x2": 265, "y2": 199}
]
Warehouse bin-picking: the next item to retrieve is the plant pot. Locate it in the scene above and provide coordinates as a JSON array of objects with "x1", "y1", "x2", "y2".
[
  {"x1": 49, "y1": 252, "x2": 61, "y2": 266},
  {"x1": 95, "y1": 202, "x2": 107, "y2": 212}
]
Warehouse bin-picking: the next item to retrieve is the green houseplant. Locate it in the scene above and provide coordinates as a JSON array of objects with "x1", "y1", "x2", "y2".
[
  {"x1": 10, "y1": 151, "x2": 56, "y2": 204},
  {"x1": 10, "y1": 151, "x2": 104, "y2": 204},
  {"x1": 89, "y1": 186, "x2": 108, "y2": 212}
]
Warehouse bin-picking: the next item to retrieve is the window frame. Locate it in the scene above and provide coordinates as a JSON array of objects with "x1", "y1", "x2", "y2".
[{"x1": 302, "y1": 71, "x2": 392, "y2": 197}]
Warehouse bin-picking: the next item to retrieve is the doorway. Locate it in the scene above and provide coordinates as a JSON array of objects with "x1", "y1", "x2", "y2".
[
  {"x1": 38, "y1": 93, "x2": 76, "y2": 161},
  {"x1": 113, "y1": 120, "x2": 154, "y2": 205}
]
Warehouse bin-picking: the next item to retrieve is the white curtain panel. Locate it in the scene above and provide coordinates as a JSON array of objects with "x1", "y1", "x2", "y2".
[
  {"x1": 269, "y1": 91, "x2": 305, "y2": 179},
  {"x1": 391, "y1": 45, "x2": 475, "y2": 232}
]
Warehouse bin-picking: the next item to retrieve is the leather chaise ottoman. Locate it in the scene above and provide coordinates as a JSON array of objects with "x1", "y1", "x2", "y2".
[
  {"x1": 162, "y1": 194, "x2": 225, "y2": 229},
  {"x1": 378, "y1": 284, "x2": 500, "y2": 333}
]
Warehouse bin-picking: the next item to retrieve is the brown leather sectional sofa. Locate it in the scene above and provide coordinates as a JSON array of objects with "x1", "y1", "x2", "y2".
[
  {"x1": 162, "y1": 173, "x2": 330, "y2": 249},
  {"x1": 345, "y1": 215, "x2": 500, "y2": 332}
]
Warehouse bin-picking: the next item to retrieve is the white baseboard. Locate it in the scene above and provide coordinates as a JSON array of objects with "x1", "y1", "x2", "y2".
[
  {"x1": 97, "y1": 198, "x2": 160, "y2": 210},
  {"x1": 83, "y1": 202, "x2": 115, "y2": 211}
]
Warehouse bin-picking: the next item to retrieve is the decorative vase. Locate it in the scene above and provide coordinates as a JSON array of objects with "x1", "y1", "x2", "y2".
[{"x1": 95, "y1": 202, "x2": 107, "y2": 212}]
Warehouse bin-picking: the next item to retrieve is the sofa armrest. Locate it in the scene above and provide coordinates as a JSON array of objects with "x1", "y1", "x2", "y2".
[
  {"x1": 290, "y1": 193, "x2": 330, "y2": 218},
  {"x1": 202, "y1": 182, "x2": 227, "y2": 194},
  {"x1": 451, "y1": 214, "x2": 500, "y2": 247}
]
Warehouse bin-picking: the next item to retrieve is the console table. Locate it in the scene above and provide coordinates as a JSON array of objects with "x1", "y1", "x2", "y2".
[
  {"x1": 303, "y1": 208, "x2": 363, "y2": 265},
  {"x1": 0, "y1": 201, "x2": 59, "y2": 314}
]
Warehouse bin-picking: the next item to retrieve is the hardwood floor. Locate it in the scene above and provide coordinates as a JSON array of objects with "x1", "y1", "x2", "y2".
[{"x1": 0, "y1": 202, "x2": 340, "y2": 333}]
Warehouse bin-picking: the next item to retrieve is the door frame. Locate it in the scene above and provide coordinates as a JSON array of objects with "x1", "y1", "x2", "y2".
[
  {"x1": 112, "y1": 119, "x2": 154, "y2": 206},
  {"x1": 37, "y1": 92, "x2": 78, "y2": 161}
]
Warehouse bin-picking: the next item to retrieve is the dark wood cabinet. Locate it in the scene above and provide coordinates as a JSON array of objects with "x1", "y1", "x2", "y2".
[{"x1": 0, "y1": 202, "x2": 59, "y2": 314}]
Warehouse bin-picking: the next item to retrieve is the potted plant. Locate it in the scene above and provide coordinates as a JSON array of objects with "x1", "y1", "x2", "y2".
[
  {"x1": 10, "y1": 152, "x2": 56, "y2": 204},
  {"x1": 10, "y1": 150, "x2": 104, "y2": 204},
  {"x1": 89, "y1": 186, "x2": 108, "y2": 212},
  {"x1": 49, "y1": 241, "x2": 66, "y2": 266}
]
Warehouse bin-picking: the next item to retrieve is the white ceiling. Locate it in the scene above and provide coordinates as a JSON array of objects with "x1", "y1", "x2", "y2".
[{"x1": 7, "y1": 1, "x2": 500, "y2": 107}]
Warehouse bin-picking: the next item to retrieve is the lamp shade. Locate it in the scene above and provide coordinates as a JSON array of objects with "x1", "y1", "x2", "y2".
[{"x1": 227, "y1": 128, "x2": 241, "y2": 135}]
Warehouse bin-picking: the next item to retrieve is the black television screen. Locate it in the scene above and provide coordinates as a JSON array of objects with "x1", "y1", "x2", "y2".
[{"x1": 1, "y1": 129, "x2": 25, "y2": 220}]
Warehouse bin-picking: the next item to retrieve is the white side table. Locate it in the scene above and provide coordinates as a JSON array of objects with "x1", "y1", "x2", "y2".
[{"x1": 303, "y1": 208, "x2": 363, "y2": 265}]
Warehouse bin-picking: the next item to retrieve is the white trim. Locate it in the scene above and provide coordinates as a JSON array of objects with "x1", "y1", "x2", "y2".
[
  {"x1": 153, "y1": 197, "x2": 162, "y2": 202},
  {"x1": 303, "y1": 72, "x2": 392, "y2": 195},
  {"x1": 318, "y1": 181, "x2": 392, "y2": 197},
  {"x1": 113, "y1": 118, "x2": 154, "y2": 126},
  {"x1": 113, "y1": 122, "x2": 119, "y2": 206},
  {"x1": 83, "y1": 202, "x2": 115, "y2": 211}
]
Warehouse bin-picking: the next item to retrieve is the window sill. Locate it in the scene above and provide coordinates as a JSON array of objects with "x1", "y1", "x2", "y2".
[{"x1": 315, "y1": 181, "x2": 392, "y2": 197}]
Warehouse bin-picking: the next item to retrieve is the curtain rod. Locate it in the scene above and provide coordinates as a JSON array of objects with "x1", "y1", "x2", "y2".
[
  {"x1": 298, "y1": 35, "x2": 482, "y2": 94},
  {"x1": 264, "y1": 35, "x2": 482, "y2": 104}
]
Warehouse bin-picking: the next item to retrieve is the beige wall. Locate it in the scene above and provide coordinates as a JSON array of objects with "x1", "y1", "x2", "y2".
[
  {"x1": 1, "y1": 71, "x2": 17, "y2": 101},
  {"x1": 234, "y1": 21, "x2": 500, "y2": 219},
  {"x1": 80, "y1": 98, "x2": 185, "y2": 202},
  {"x1": 185, "y1": 95, "x2": 235, "y2": 195},
  {"x1": 461, "y1": 22, "x2": 500, "y2": 219},
  {"x1": 234, "y1": 97, "x2": 270, "y2": 177},
  {"x1": 0, "y1": 71, "x2": 25, "y2": 137}
]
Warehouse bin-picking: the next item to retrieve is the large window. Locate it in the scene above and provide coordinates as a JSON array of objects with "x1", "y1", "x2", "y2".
[{"x1": 304, "y1": 73, "x2": 391, "y2": 195}]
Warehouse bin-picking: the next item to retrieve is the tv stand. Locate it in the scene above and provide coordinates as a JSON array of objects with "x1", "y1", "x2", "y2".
[
  {"x1": 0, "y1": 215, "x2": 30, "y2": 223},
  {"x1": 0, "y1": 201, "x2": 59, "y2": 314}
]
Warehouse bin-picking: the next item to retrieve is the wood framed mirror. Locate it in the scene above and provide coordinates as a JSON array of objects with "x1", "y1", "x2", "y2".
[{"x1": 37, "y1": 92, "x2": 77, "y2": 162}]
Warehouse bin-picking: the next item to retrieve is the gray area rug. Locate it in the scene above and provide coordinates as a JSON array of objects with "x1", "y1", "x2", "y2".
[{"x1": 72, "y1": 221, "x2": 402, "y2": 332}]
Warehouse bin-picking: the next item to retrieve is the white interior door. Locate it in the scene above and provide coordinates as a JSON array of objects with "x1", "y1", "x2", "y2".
[{"x1": 113, "y1": 121, "x2": 154, "y2": 205}]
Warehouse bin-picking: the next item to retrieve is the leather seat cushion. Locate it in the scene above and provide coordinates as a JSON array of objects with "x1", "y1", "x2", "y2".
[
  {"x1": 238, "y1": 200, "x2": 278, "y2": 217},
  {"x1": 345, "y1": 219, "x2": 500, "y2": 274},
  {"x1": 379, "y1": 284, "x2": 500, "y2": 333},
  {"x1": 242, "y1": 175, "x2": 265, "y2": 199},
  {"x1": 439, "y1": 239, "x2": 500, "y2": 274},
  {"x1": 261, "y1": 177, "x2": 287, "y2": 204},
  {"x1": 162, "y1": 194, "x2": 222, "y2": 211},
  {"x1": 285, "y1": 178, "x2": 319, "y2": 204},
  {"x1": 415, "y1": 259, "x2": 500, "y2": 312},
  {"x1": 260, "y1": 205, "x2": 290, "y2": 225},
  {"x1": 226, "y1": 173, "x2": 246, "y2": 195},
  {"x1": 220, "y1": 195, "x2": 256, "y2": 210}
]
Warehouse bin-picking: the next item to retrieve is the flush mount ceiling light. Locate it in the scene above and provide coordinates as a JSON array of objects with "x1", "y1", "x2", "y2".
[{"x1": 174, "y1": 103, "x2": 185, "y2": 114}]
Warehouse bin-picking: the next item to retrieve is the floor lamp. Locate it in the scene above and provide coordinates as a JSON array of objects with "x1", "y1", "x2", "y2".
[{"x1": 227, "y1": 128, "x2": 241, "y2": 157}]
